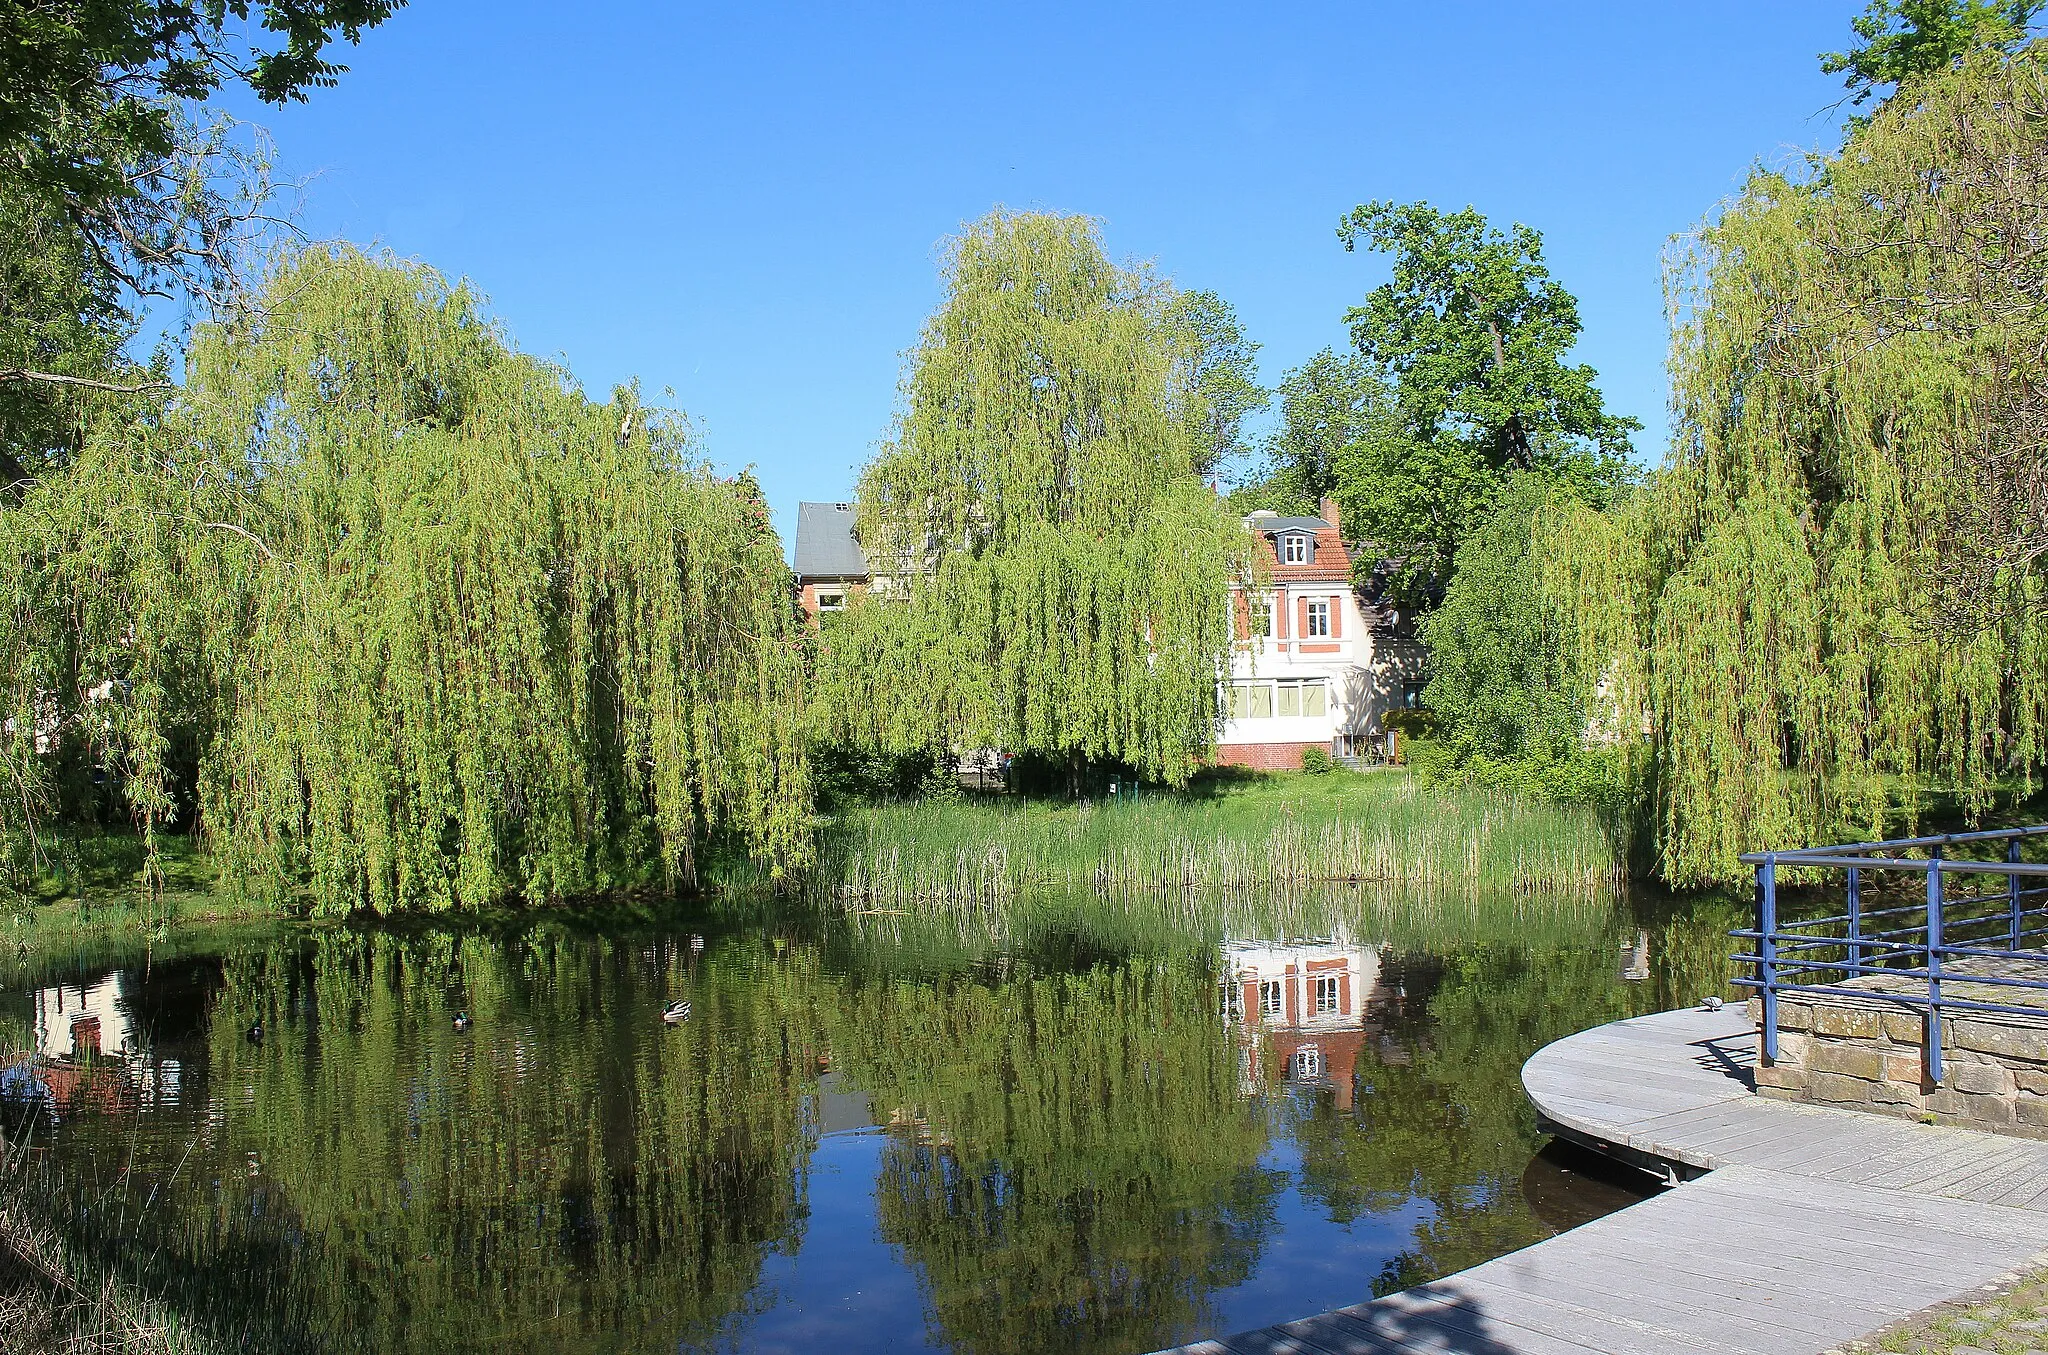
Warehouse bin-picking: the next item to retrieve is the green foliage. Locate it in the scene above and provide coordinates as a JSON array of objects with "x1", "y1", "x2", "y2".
[
  {"x1": 1166, "y1": 287, "x2": 1268, "y2": 479},
  {"x1": 1226, "y1": 347, "x2": 1386, "y2": 517},
  {"x1": 1299, "y1": 745, "x2": 1336, "y2": 775},
  {"x1": 0, "y1": 0, "x2": 401, "y2": 219},
  {"x1": 1822, "y1": 0, "x2": 2039, "y2": 117},
  {"x1": 817, "y1": 210, "x2": 1255, "y2": 788},
  {"x1": 1538, "y1": 46, "x2": 2048, "y2": 886},
  {"x1": 1420, "y1": 475, "x2": 1585, "y2": 767},
  {"x1": 0, "y1": 247, "x2": 812, "y2": 912},
  {"x1": 1333, "y1": 201, "x2": 1637, "y2": 599}
]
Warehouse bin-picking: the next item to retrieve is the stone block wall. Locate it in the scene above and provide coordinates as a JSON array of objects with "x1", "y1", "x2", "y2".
[{"x1": 1752, "y1": 996, "x2": 2048, "y2": 1138}]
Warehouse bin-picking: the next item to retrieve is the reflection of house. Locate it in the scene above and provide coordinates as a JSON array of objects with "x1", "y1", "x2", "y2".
[
  {"x1": 1219, "y1": 500, "x2": 1425, "y2": 770},
  {"x1": 35, "y1": 973, "x2": 137, "y2": 1059},
  {"x1": 1221, "y1": 935, "x2": 1382, "y2": 1109},
  {"x1": 3, "y1": 974, "x2": 183, "y2": 1124}
]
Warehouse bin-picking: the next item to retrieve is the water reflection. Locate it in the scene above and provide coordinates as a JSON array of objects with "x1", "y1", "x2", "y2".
[{"x1": 0, "y1": 895, "x2": 1740, "y2": 1354}]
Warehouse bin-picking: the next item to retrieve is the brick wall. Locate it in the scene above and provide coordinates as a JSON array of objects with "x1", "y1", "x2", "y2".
[
  {"x1": 797, "y1": 580, "x2": 864, "y2": 625},
  {"x1": 1214, "y1": 741, "x2": 1322, "y2": 771}
]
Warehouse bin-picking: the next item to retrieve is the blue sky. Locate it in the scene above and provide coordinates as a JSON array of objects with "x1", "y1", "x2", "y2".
[{"x1": 217, "y1": 2, "x2": 1858, "y2": 550}]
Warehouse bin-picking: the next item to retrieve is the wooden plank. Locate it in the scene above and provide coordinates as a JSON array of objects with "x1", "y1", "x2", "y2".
[
  {"x1": 1325, "y1": 1299, "x2": 1613, "y2": 1355},
  {"x1": 1426, "y1": 1273, "x2": 1757, "y2": 1355},
  {"x1": 1152, "y1": 1006, "x2": 2048, "y2": 1355}
]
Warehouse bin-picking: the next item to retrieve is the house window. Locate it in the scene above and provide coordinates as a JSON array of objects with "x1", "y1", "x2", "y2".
[
  {"x1": 1281, "y1": 534, "x2": 1308, "y2": 565},
  {"x1": 1292, "y1": 1046, "x2": 1323, "y2": 1081},
  {"x1": 1229, "y1": 683, "x2": 1272, "y2": 720},
  {"x1": 1314, "y1": 975, "x2": 1341, "y2": 1014},
  {"x1": 1305, "y1": 600, "x2": 1331, "y2": 637},
  {"x1": 1275, "y1": 679, "x2": 1326, "y2": 719},
  {"x1": 816, "y1": 589, "x2": 846, "y2": 612},
  {"x1": 1402, "y1": 682, "x2": 1425, "y2": 709},
  {"x1": 1259, "y1": 980, "x2": 1283, "y2": 1016}
]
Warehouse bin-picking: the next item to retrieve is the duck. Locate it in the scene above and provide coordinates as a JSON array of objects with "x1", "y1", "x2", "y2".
[
  {"x1": 246, "y1": 1020, "x2": 264, "y2": 1044},
  {"x1": 662, "y1": 999, "x2": 691, "y2": 1025},
  {"x1": 452, "y1": 1011, "x2": 471, "y2": 1033}
]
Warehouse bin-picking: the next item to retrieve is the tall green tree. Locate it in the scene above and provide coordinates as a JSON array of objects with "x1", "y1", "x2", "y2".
[
  {"x1": 1167, "y1": 287, "x2": 1267, "y2": 481},
  {"x1": 1, "y1": 247, "x2": 813, "y2": 910},
  {"x1": 1822, "y1": 0, "x2": 2039, "y2": 119},
  {"x1": 819, "y1": 210, "x2": 1254, "y2": 789},
  {"x1": 1541, "y1": 44, "x2": 2048, "y2": 886},
  {"x1": 1420, "y1": 476, "x2": 1584, "y2": 767},
  {"x1": 1333, "y1": 202, "x2": 1636, "y2": 600}
]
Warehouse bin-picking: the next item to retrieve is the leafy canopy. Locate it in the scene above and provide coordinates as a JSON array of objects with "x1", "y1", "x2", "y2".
[
  {"x1": 1822, "y1": 0, "x2": 2039, "y2": 115},
  {"x1": 820, "y1": 209, "x2": 1253, "y2": 787},
  {"x1": 1539, "y1": 45, "x2": 2048, "y2": 886},
  {"x1": 1333, "y1": 201, "x2": 1635, "y2": 601},
  {"x1": 2, "y1": 247, "x2": 812, "y2": 912},
  {"x1": 0, "y1": 0, "x2": 402, "y2": 214},
  {"x1": 1227, "y1": 347, "x2": 1386, "y2": 517}
]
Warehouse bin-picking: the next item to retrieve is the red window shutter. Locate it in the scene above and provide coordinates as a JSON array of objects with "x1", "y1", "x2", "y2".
[
  {"x1": 1329, "y1": 597, "x2": 1342, "y2": 638},
  {"x1": 1297, "y1": 596, "x2": 1309, "y2": 638}
]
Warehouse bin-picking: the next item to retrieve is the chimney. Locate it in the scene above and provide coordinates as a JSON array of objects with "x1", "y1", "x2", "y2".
[{"x1": 1319, "y1": 496, "x2": 1341, "y2": 534}]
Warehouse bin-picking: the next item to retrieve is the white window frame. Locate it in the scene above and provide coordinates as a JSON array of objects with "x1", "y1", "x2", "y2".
[
  {"x1": 1281, "y1": 534, "x2": 1308, "y2": 565},
  {"x1": 1314, "y1": 974, "x2": 1340, "y2": 1014},
  {"x1": 1292, "y1": 1046, "x2": 1323, "y2": 1080},
  {"x1": 1305, "y1": 599, "x2": 1331, "y2": 638},
  {"x1": 1259, "y1": 979, "x2": 1283, "y2": 1016},
  {"x1": 816, "y1": 589, "x2": 846, "y2": 613}
]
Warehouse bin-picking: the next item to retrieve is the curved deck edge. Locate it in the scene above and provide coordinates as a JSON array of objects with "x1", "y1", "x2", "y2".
[{"x1": 1520, "y1": 1005, "x2": 1759, "y2": 1182}]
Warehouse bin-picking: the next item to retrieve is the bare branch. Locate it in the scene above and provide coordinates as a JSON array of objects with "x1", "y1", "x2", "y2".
[
  {"x1": 197, "y1": 520, "x2": 274, "y2": 560},
  {"x1": 0, "y1": 369, "x2": 171, "y2": 395}
]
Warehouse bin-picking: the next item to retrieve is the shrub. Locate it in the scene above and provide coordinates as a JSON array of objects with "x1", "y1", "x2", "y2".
[{"x1": 1299, "y1": 746, "x2": 1337, "y2": 776}]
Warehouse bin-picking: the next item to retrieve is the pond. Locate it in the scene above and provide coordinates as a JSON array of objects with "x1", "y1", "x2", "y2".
[{"x1": 0, "y1": 890, "x2": 1745, "y2": 1355}]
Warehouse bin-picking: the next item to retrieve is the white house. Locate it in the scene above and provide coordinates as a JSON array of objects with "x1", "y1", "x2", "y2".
[{"x1": 1217, "y1": 498, "x2": 1425, "y2": 770}]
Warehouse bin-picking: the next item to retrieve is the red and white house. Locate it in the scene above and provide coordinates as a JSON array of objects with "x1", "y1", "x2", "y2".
[{"x1": 1218, "y1": 498, "x2": 1425, "y2": 770}]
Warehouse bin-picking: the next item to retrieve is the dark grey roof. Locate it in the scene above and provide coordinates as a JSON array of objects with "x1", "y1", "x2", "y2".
[
  {"x1": 1254, "y1": 516, "x2": 1332, "y2": 536},
  {"x1": 793, "y1": 501, "x2": 869, "y2": 580}
]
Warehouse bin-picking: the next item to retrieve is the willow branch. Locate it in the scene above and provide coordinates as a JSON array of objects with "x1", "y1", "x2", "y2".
[{"x1": 0, "y1": 369, "x2": 172, "y2": 395}]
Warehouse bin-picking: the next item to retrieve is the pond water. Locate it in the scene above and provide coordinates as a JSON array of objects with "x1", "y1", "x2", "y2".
[{"x1": 0, "y1": 892, "x2": 1744, "y2": 1355}]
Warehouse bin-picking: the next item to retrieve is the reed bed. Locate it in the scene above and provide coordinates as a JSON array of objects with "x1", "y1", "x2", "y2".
[{"x1": 814, "y1": 771, "x2": 1625, "y2": 911}]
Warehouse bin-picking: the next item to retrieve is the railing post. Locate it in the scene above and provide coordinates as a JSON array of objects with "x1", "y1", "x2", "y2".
[
  {"x1": 2010, "y1": 836, "x2": 2024, "y2": 953},
  {"x1": 1847, "y1": 864, "x2": 1863, "y2": 972},
  {"x1": 1758, "y1": 853, "x2": 1779, "y2": 1062},
  {"x1": 1927, "y1": 856, "x2": 1945, "y2": 1085}
]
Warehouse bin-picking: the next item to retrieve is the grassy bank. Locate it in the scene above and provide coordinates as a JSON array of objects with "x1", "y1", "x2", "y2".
[
  {"x1": 0, "y1": 1155, "x2": 218, "y2": 1355},
  {"x1": 4, "y1": 834, "x2": 285, "y2": 950},
  {"x1": 812, "y1": 769, "x2": 1626, "y2": 907}
]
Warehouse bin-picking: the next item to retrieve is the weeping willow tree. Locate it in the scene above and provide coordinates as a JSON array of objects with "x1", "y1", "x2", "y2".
[
  {"x1": 1538, "y1": 46, "x2": 2048, "y2": 887},
  {"x1": 815, "y1": 210, "x2": 1255, "y2": 789},
  {"x1": 0, "y1": 247, "x2": 811, "y2": 912}
]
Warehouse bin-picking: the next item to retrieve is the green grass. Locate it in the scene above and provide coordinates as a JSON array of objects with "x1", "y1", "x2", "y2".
[
  {"x1": 3, "y1": 832, "x2": 285, "y2": 948},
  {"x1": 811, "y1": 768, "x2": 1626, "y2": 908}
]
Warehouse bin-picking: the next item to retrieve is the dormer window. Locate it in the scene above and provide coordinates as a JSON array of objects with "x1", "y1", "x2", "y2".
[{"x1": 1281, "y1": 534, "x2": 1309, "y2": 565}]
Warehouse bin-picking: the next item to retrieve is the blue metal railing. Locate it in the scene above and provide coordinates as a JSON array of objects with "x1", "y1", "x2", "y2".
[{"x1": 1733, "y1": 826, "x2": 2048, "y2": 1082}]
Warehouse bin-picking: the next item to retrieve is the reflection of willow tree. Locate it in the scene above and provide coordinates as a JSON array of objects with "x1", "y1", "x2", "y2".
[
  {"x1": 1290, "y1": 906, "x2": 1739, "y2": 1296},
  {"x1": 64, "y1": 929, "x2": 829, "y2": 1354},
  {"x1": 831, "y1": 958, "x2": 1278, "y2": 1355}
]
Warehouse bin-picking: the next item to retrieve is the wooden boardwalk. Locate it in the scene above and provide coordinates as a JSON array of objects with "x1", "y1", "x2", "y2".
[{"x1": 1151, "y1": 1007, "x2": 2048, "y2": 1355}]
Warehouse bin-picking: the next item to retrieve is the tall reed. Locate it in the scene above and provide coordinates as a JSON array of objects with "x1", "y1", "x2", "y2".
[{"x1": 812, "y1": 773, "x2": 1624, "y2": 910}]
